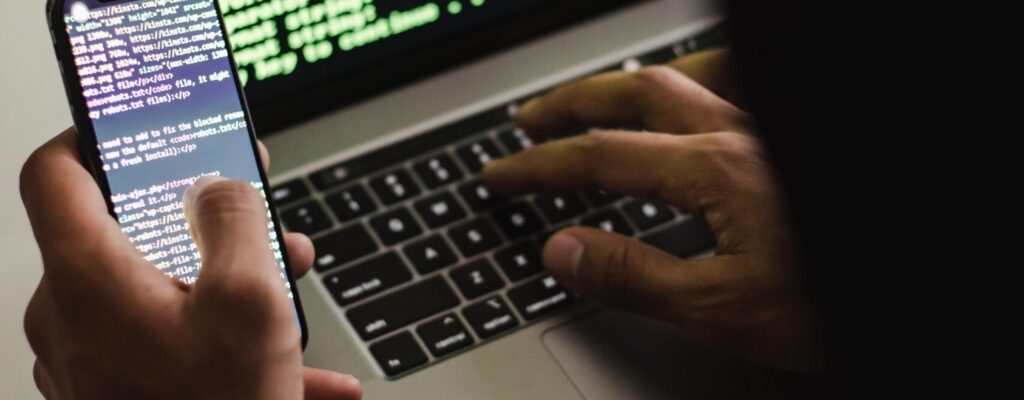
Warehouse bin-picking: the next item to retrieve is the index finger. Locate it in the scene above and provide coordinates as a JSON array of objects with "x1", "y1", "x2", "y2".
[
  {"x1": 515, "y1": 52, "x2": 750, "y2": 139},
  {"x1": 664, "y1": 48, "x2": 738, "y2": 102},
  {"x1": 482, "y1": 130, "x2": 768, "y2": 254},
  {"x1": 258, "y1": 139, "x2": 270, "y2": 171},
  {"x1": 484, "y1": 130, "x2": 713, "y2": 212},
  {"x1": 19, "y1": 129, "x2": 160, "y2": 285}
]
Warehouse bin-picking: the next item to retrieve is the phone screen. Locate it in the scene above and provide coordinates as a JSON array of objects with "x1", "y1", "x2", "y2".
[{"x1": 58, "y1": 0, "x2": 302, "y2": 320}]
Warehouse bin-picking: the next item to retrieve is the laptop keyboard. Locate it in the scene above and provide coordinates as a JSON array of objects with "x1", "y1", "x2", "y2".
[{"x1": 273, "y1": 24, "x2": 725, "y2": 378}]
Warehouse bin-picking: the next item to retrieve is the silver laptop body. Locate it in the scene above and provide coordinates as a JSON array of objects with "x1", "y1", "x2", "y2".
[{"x1": 261, "y1": 1, "x2": 767, "y2": 398}]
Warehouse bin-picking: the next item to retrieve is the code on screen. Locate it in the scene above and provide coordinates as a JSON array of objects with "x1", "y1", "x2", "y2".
[
  {"x1": 221, "y1": 0, "x2": 491, "y2": 87},
  {"x1": 62, "y1": 0, "x2": 502, "y2": 286},
  {"x1": 65, "y1": 0, "x2": 289, "y2": 289}
]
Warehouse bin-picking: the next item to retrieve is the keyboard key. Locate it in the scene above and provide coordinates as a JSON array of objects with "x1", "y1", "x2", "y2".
[
  {"x1": 416, "y1": 314, "x2": 474, "y2": 358},
  {"x1": 414, "y1": 192, "x2": 467, "y2": 229},
  {"x1": 324, "y1": 185, "x2": 377, "y2": 223},
  {"x1": 508, "y1": 276, "x2": 573, "y2": 321},
  {"x1": 309, "y1": 106, "x2": 512, "y2": 191},
  {"x1": 456, "y1": 137, "x2": 505, "y2": 173},
  {"x1": 457, "y1": 180, "x2": 506, "y2": 211},
  {"x1": 347, "y1": 277, "x2": 459, "y2": 341},
  {"x1": 449, "y1": 259, "x2": 505, "y2": 300},
  {"x1": 620, "y1": 57, "x2": 643, "y2": 73},
  {"x1": 533, "y1": 193, "x2": 587, "y2": 224},
  {"x1": 462, "y1": 296, "x2": 519, "y2": 339},
  {"x1": 313, "y1": 224, "x2": 379, "y2": 271},
  {"x1": 534, "y1": 229, "x2": 558, "y2": 248},
  {"x1": 270, "y1": 179, "x2": 310, "y2": 207},
  {"x1": 491, "y1": 202, "x2": 545, "y2": 239},
  {"x1": 494, "y1": 242, "x2": 544, "y2": 282},
  {"x1": 581, "y1": 190, "x2": 623, "y2": 208},
  {"x1": 581, "y1": 208, "x2": 635, "y2": 236},
  {"x1": 413, "y1": 154, "x2": 464, "y2": 189},
  {"x1": 280, "y1": 201, "x2": 332, "y2": 235},
  {"x1": 671, "y1": 42, "x2": 687, "y2": 57},
  {"x1": 497, "y1": 128, "x2": 534, "y2": 153},
  {"x1": 448, "y1": 218, "x2": 503, "y2": 258},
  {"x1": 370, "y1": 208, "x2": 423, "y2": 246},
  {"x1": 369, "y1": 169, "x2": 421, "y2": 205},
  {"x1": 323, "y1": 252, "x2": 412, "y2": 306},
  {"x1": 641, "y1": 218, "x2": 716, "y2": 258},
  {"x1": 370, "y1": 332, "x2": 427, "y2": 376},
  {"x1": 403, "y1": 235, "x2": 458, "y2": 275},
  {"x1": 623, "y1": 199, "x2": 676, "y2": 231},
  {"x1": 310, "y1": 163, "x2": 356, "y2": 191},
  {"x1": 636, "y1": 44, "x2": 679, "y2": 65}
]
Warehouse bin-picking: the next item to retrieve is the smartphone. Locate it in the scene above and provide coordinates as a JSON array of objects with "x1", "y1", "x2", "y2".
[{"x1": 46, "y1": 0, "x2": 307, "y2": 346}]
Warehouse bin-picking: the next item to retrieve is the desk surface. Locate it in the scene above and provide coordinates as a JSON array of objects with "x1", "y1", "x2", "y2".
[{"x1": 1, "y1": 3, "x2": 71, "y2": 398}]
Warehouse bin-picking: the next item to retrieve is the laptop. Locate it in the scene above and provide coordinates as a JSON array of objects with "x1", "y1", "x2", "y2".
[{"x1": 243, "y1": 0, "x2": 767, "y2": 398}]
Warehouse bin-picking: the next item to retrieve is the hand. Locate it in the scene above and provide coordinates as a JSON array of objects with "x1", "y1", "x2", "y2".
[
  {"x1": 21, "y1": 128, "x2": 362, "y2": 399},
  {"x1": 482, "y1": 52, "x2": 822, "y2": 371}
]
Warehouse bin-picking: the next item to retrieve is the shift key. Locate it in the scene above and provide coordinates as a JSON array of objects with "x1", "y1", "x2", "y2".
[{"x1": 346, "y1": 277, "x2": 459, "y2": 341}]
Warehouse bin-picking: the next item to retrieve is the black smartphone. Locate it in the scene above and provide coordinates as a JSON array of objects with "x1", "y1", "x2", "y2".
[{"x1": 46, "y1": 0, "x2": 307, "y2": 347}]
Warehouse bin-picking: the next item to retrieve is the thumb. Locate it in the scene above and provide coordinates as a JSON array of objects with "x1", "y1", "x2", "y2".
[
  {"x1": 543, "y1": 227, "x2": 703, "y2": 321},
  {"x1": 183, "y1": 176, "x2": 279, "y2": 292}
]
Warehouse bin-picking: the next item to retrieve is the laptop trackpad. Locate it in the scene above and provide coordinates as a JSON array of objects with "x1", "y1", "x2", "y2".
[{"x1": 542, "y1": 308, "x2": 761, "y2": 400}]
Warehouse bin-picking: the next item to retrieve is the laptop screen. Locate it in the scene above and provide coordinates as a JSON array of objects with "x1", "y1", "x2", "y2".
[{"x1": 224, "y1": 0, "x2": 639, "y2": 133}]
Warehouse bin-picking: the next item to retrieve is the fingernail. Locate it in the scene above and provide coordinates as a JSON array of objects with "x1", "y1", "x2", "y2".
[
  {"x1": 544, "y1": 232, "x2": 584, "y2": 291},
  {"x1": 339, "y1": 373, "x2": 361, "y2": 387},
  {"x1": 183, "y1": 176, "x2": 227, "y2": 210},
  {"x1": 481, "y1": 158, "x2": 505, "y2": 176},
  {"x1": 518, "y1": 97, "x2": 542, "y2": 118}
]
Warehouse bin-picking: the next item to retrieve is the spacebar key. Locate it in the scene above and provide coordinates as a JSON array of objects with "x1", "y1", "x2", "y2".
[{"x1": 346, "y1": 277, "x2": 459, "y2": 341}]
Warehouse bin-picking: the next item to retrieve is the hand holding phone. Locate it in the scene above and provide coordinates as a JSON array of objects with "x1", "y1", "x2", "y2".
[
  {"x1": 48, "y1": 0, "x2": 306, "y2": 329},
  {"x1": 25, "y1": 0, "x2": 362, "y2": 397},
  {"x1": 22, "y1": 129, "x2": 362, "y2": 399}
]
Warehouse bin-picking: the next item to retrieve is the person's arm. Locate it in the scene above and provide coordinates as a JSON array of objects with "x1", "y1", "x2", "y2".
[
  {"x1": 21, "y1": 129, "x2": 362, "y2": 399},
  {"x1": 483, "y1": 52, "x2": 822, "y2": 371}
]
